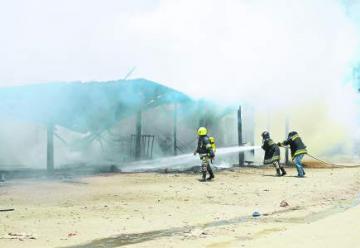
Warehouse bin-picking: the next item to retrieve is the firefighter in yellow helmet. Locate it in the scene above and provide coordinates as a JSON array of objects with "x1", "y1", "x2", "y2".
[{"x1": 193, "y1": 127, "x2": 215, "y2": 181}]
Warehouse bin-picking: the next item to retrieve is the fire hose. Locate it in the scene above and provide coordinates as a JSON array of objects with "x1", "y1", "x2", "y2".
[
  {"x1": 279, "y1": 146, "x2": 360, "y2": 168},
  {"x1": 305, "y1": 153, "x2": 360, "y2": 168}
]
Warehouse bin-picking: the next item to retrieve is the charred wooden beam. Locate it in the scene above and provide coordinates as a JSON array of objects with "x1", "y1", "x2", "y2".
[{"x1": 238, "y1": 106, "x2": 244, "y2": 166}]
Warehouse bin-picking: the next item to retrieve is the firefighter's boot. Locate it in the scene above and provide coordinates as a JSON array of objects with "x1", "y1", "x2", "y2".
[
  {"x1": 207, "y1": 165, "x2": 215, "y2": 181},
  {"x1": 280, "y1": 167, "x2": 287, "y2": 176},
  {"x1": 276, "y1": 168, "x2": 281, "y2": 176},
  {"x1": 201, "y1": 171, "x2": 207, "y2": 182}
]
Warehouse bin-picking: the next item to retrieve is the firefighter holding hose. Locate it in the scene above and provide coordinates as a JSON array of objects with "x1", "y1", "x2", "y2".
[
  {"x1": 194, "y1": 127, "x2": 215, "y2": 181},
  {"x1": 261, "y1": 131, "x2": 286, "y2": 176},
  {"x1": 278, "y1": 131, "x2": 307, "y2": 177}
]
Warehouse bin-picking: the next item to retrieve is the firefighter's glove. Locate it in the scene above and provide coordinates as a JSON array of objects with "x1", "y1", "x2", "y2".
[{"x1": 277, "y1": 142, "x2": 282, "y2": 147}]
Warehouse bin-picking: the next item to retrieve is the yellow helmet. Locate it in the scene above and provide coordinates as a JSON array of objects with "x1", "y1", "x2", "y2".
[{"x1": 197, "y1": 127, "x2": 208, "y2": 136}]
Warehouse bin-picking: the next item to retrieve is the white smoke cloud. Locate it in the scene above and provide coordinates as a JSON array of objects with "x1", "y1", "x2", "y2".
[
  {"x1": 127, "y1": 0, "x2": 359, "y2": 106},
  {"x1": 0, "y1": 1, "x2": 358, "y2": 103},
  {"x1": 0, "y1": 0, "x2": 360, "y2": 161}
]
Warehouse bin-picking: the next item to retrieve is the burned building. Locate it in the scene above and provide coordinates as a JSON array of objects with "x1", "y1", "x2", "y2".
[{"x1": 0, "y1": 78, "x2": 252, "y2": 172}]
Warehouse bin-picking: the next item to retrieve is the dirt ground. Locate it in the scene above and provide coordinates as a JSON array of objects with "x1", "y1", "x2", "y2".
[{"x1": 1, "y1": 166, "x2": 360, "y2": 248}]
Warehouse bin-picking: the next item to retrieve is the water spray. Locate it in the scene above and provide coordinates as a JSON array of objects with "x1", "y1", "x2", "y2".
[{"x1": 120, "y1": 145, "x2": 261, "y2": 172}]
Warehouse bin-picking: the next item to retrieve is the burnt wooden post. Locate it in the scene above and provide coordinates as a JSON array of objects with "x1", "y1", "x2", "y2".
[
  {"x1": 173, "y1": 103, "x2": 177, "y2": 156},
  {"x1": 249, "y1": 107, "x2": 255, "y2": 158},
  {"x1": 47, "y1": 123, "x2": 54, "y2": 172},
  {"x1": 238, "y1": 106, "x2": 244, "y2": 166},
  {"x1": 0, "y1": 172, "x2": 5, "y2": 182},
  {"x1": 135, "y1": 110, "x2": 142, "y2": 160}
]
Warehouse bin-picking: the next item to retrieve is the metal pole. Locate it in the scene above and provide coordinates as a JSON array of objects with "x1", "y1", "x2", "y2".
[
  {"x1": 47, "y1": 123, "x2": 54, "y2": 173},
  {"x1": 238, "y1": 106, "x2": 244, "y2": 166},
  {"x1": 135, "y1": 110, "x2": 142, "y2": 160},
  {"x1": 173, "y1": 103, "x2": 177, "y2": 156}
]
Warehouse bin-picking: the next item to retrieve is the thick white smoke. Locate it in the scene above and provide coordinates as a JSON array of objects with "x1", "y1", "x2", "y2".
[
  {"x1": 127, "y1": 0, "x2": 360, "y2": 159},
  {"x1": 0, "y1": 0, "x2": 360, "y2": 162},
  {"x1": 126, "y1": 0, "x2": 359, "y2": 104}
]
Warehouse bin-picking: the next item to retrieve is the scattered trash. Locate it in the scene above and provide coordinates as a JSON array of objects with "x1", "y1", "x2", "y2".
[
  {"x1": 252, "y1": 211, "x2": 261, "y2": 217},
  {"x1": 67, "y1": 232, "x2": 77, "y2": 237},
  {"x1": 280, "y1": 200, "x2": 289, "y2": 208},
  {"x1": 7, "y1": 232, "x2": 36, "y2": 240},
  {"x1": 0, "y1": 208, "x2": 15, "y2": 212}
]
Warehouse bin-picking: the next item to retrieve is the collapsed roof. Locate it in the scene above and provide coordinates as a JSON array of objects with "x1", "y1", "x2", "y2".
[{"x1": 0, "y1": 78, "x2": 192, "y2": 133}]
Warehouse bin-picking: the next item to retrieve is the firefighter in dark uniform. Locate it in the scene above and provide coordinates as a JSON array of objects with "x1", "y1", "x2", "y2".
[
  {"x1": 261, "y1": 131, "x2": 286, "y2": 176},
  {"x1": 278, "y1": 131, "x2": 307, "y2": 177},
  {"x1": 193, "y1": 127, "x2": 215, "y2": 181}
]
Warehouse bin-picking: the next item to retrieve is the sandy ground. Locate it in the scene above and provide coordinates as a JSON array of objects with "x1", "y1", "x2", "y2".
[{"x1": 1, "y1": 166, "x2": 360, "y2": 248}]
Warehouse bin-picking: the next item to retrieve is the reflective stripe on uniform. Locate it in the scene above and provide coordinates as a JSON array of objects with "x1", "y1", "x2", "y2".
[
  {"x1": 264, "y1": 155, "x2": 280, "y2": 164},
  {"x1": 293, "y1": 149, "x2": 307, "y2": 158},
  {"x1": 201, "y1": 155, "x2": 210, "y2": 172},
  {"x1": 271, "y1": 155, "x2": 280, "y2": 161}
]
